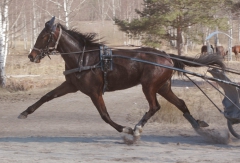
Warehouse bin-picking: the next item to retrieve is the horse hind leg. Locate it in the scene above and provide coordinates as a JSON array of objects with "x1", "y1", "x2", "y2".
[{"x1": 158, "y1": 83, "x2": 209, "y2": 129}]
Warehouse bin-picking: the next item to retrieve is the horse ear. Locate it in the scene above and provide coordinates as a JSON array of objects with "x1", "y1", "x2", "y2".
[
  {"x1": 52, "y1": 24, "x2": 57, "y2": 32},
  {"x1": 45, "y1": 16, "x2": 55, "y2": 32}
]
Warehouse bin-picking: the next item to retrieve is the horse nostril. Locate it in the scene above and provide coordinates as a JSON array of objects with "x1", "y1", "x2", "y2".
[{"x1": 28, "y1": 54, "x2": 34, "y2": 61}]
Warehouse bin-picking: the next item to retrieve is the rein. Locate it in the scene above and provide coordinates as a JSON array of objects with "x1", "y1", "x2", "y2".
[
  {"x1": 51, "y1": 47, "x2": 240, "y2": 76},
  {"x1": 184, "y1": 74, "x2": 224, "y2": 114},
  {"x1": 60, "y1": 46, "x2": 240, "y2": 89}
]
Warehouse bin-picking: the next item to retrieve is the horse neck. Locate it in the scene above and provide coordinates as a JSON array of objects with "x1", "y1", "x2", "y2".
[{"x1": 56, "y1": 31, "x2": 83, "y2": 69}]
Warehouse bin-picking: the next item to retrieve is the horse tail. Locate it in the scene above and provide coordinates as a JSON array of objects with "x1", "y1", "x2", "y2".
[{"x1": 169, "y1": 54, "x2": 225, "y2": 75}]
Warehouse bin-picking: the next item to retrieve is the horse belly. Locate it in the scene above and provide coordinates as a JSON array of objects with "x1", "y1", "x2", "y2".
[
  {"x1": 105, "y1": 59, "x2": 145, "y2": 91},
  {"x1": 106, "y1": 59, "x2": 172, "y2": 91},
  {"x1": 106, "y1": 69, "x2": 141, "y2": 91}
]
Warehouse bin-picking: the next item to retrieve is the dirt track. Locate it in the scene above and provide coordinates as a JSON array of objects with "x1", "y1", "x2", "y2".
[{"x1": 1, "y1": 84, "x2": 240, "y2": 163}]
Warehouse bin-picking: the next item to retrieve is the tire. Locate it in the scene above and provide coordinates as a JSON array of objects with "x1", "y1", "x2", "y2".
[{"x1": 227, "y1": 120, "x2": 240, "y2": 139}]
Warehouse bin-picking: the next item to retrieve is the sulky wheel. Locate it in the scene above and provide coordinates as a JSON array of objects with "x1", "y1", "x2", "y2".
[{"x1": 227, "y1": 120, "x2": 240, "y2": 139}]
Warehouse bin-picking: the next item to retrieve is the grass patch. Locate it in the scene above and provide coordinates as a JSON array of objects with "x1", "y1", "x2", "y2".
[
  {"x1": 5, "y1": 77, "x2": 63, "y2": 92},
  {"x1": 149, "y1": 86, "x2": 226, "y2": 125}
]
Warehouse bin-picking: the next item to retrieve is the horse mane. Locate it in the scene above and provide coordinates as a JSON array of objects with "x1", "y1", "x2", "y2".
[{"x1": 57, "y1": 23, "x2": 105, "y2": 46}]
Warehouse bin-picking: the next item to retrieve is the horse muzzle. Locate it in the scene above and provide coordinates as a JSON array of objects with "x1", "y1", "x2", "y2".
[
  {"x1": 28, "y1": 54, "x2": 40, "y2": 63},
  {"x1": 28, "y1": 54, "x2": 34, "y2": 62}
]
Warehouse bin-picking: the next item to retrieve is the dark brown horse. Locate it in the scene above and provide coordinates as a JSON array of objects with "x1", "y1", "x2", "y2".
[
  {"x1": 201, "y1": 45, "x2": 214, "y2": 55},
  {"x1": 216, "y1": 46, "x2": 226, "y2": 59},
  {"x1": 18, "y1": 17, "x2": 225, "y2": 139}
]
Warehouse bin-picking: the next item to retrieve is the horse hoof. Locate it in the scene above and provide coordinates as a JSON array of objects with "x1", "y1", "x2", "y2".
[
  {"x1": 197, "y1": 120, "x2": 209, "y2": 127},
  {"x1": 18, "y1": 114, "x2": 27, "y2": 119},
  {"x1": 122, "y1": 127, "x2": 134, "y2": 135},
  {"x1": 133, "y1": 125, "x2": 143, "y2": 137}
]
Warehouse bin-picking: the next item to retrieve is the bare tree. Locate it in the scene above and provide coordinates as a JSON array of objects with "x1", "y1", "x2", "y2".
[
  {"x1": 36, "y1": 0, "x2": 86, "y2": 29},
  {"x1": 31, "y1": 0, "x2": 38, "y2": 47},
  {"x1": 22, "y1": 4, "x2": 28, "y2": 50}
]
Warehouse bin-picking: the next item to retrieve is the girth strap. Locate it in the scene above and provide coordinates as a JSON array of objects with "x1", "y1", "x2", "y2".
[{"x1": 100, "y1": 46, "x2": 113, "y2": 94}]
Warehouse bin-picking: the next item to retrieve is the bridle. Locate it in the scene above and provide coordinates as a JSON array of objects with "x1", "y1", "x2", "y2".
[
  {"x1": 32, "y1": 24, "x2": 88, "y2": 73},
  {"x1": 32, "y1": 25, "x2": 62, "y2": 62}
]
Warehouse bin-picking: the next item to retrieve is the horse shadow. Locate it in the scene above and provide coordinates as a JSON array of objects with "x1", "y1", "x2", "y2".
[
  {"x1": 0, "y1": 134, "x2": 238, "y2": 148},
  {"x1": 171, "y1": 79, "x2": 206, "y2": 87}
]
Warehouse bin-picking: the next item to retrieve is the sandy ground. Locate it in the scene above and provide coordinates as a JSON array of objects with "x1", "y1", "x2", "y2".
[{"x1": 0, "y1": 83, "x2": 240, "y2": 163}]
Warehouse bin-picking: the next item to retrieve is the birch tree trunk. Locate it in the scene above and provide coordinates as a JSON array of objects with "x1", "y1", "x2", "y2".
[
  {"x1": 0, "y1": 34, "x2": 4, "y2": 87},
  {"x1": 23, "y1": 11, "x2": 28, "y2": 50},
  {"x1": 32, "y1": 0, "x2": 37, "y2": 46},
  {"x1": 112, "y1": 0, "x2": 116, "y2": 19},
  {"x1": 112, "y1": 0, "x2": 116, "y2": 33},
  {"x1": 177, "y1": 26, "x2": 183, "y2": 55},
  {"x1": 0, "y1": 0, "x2": 9, "y2": 87},
  {"x1": 63, "y1": 0, "x2": 69, "y2": 28},
  {"x1": 98, "y1": 0, "x2": 105, "y2": 26},
  {"x1": 238, "y1": 19, "x2": 240, "y2": 42},
  {"x1": 176, "y1": 16, "x2": 183, "y2": 55}
]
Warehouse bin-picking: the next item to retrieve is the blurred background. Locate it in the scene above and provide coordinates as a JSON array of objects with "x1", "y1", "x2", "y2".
[{"x1": 0, "y1": 0, "x2": 240, "y2": 90}]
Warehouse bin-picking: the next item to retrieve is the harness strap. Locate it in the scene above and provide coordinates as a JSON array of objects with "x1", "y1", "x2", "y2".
[
  {"x1": 33, "y1": 47, "x2": 42, "y2": 52},
  {"x1": 77, "y1": 40, "x2": 86, "y2": 73},
  {"x1": 63, "y1": 62, "x2": 101, "y2": 76},
  {"x1": 49, "y1": 26, "x2": 62, "y2": 50}
]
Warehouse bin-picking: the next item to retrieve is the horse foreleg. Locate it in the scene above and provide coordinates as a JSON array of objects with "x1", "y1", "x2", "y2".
[
  {"x1": 133, "y1": 87, "x2": 160, "y2": 137},
  {"x1": 90, "y1": 93, "x2": 133, "y2": 135},
  {"x1": 18, "y1": 81, "x2": 77, "y2": 119},
  {"x1": 133, "y1": 103, "x2": 160, "y2": 137}
]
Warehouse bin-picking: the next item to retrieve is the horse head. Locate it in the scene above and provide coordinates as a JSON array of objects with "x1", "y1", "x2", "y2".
[{"x1": 28, "y1": 16, "x2": 60, "y2": 63}]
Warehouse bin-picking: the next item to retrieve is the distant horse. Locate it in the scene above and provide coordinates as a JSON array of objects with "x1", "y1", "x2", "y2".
[
  {"x1": 226, "y1": 45, "x2": 240, "y2": 61},
  {"x1": 18, "y1": 17, "x2": 225, "y2": 140},
  {"x1": 201, "y1": 45, "x2": 214, "y2": 55},
  {"x1": 216, "y1": 46, "x2": 226, "y2": 59}
]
